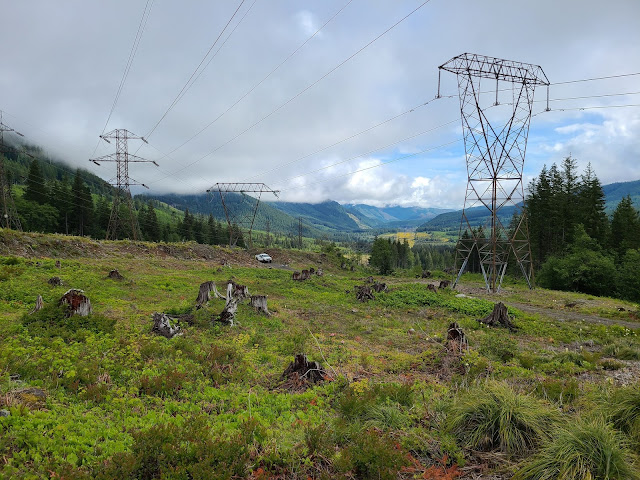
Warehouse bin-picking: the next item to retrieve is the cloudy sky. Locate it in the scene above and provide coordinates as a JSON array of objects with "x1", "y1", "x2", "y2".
[{"x1": 1, "y1": 0, "x2": 639, "y2": 208}]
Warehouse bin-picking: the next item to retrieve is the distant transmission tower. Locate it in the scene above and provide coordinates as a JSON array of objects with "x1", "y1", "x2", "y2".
[
  {"x1": 90, "y1": 129, "x2": 157, "y2": 240},
  {"x1": 206, "y1": 183, "x2": 279, "y2": 247},
  {"x1": 0, "y1": 111, "x2": 24, "y2": 231},
  {"x1": 438, "y1": 53, "x2": 549, "y2": 292}
]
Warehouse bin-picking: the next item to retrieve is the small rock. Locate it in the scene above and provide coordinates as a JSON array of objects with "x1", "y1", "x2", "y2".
[
  {"x1": 408, "y1": 328, "x2": 416, "y2": 335},
  {"x1": 0, "y1": 409, "x2": 10, "y2": 417},
  {"x1": 455, "y1": 293, "x2": 467, "y2": 298}
]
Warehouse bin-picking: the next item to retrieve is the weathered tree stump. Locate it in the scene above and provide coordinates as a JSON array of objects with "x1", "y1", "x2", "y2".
[
  {"x1": 364, "y1": 276, "x2": 374, "y2": 284},
  {"x1": 30, "y1": 295, "x2": 44, "y2": 314},
  {"x1": 447, "y1": 322, "x2": 468, "y2": 353},
  {"x1": 226, "y1": 281, "x2": 249, "y2": 303},
  {"x1": 422, "y1": 270, "x2": 432, "y2": 278},
  {"x1": 300, "y1": 269, "x2": 311, "y2": 280},
  {"x1": 59, "y1": 289, "x2": 92, "y2": 317},
  {"x1": 292, "y1": 271, "x2": 301, "y2": 280},
  {"x1": 355, "y1": 285, "x2": 375, "y2": 302},
  {"x1": 55, "y1": 260, "x2": 61, "y2": 269},
  {"x1": 439, "y1": 280, "x2": 451, "y2": 289},
  {"x1": 250, "y1": 295, "x2": 271, "y2": 316},
  {"x1": 372, "y1": 281, "x2": 388, "y2": 293},
  {"x1": 107, "y1": 269, "x2": 124, "y2": 281},
  {"x1": 195, "y1": 280, "x2": 224, "y2": 308},
  {"x1": 48, "y1": 276, "x2": 63, "y2": 286},
  {"x1": 427, "y1": 284, "x2": 438, "y2": 293},
  {"x1": 478, "y1": 302, "x2": 517, "y2": 331},
  {"x1": 151, "y1": 312, "x2": 182, "y2": 338},
  {"x1": 217, "y1": 298, "x2": 238, "y2": 326},
  {"x1": 282, "y1": 354, "x2": 327, "y2": 384},
  {"x1": 309, "y1": 267, "x2": 315, "y2": 274},
  {"x1": 315, "y1": 268, "x2": 324, "y2": 277}
]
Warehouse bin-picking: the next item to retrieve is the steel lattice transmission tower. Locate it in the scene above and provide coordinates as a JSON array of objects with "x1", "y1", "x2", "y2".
[
  {"x1": 90, "y1": 129, "x2": 157, "y2": 240},
  {"x1": 438, "y1": 53, "x2": 549, "y2": 292},
  {"x1": 207, "y1": 183, "x2": 279, "y2": 247},
  {"x1": 0, "y1": 112, "x2": 24, "y2": 231}
]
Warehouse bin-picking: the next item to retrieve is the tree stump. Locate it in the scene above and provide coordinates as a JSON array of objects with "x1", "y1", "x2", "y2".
[
  {"x1": 55, "y1": 260, "x2": 61, "y2": 269},
  {"x1": 478, "y1": 302, "x2": 517, "y2": 331},
  {"x1": 300, "y1": 269, "x2": 311, "y2": 280},
  {"x1": 315, "y1": 268, "x2": 324, "y2": 277},
  {"x1": 195, "y1": 280, "x2": 224, "y2": 308},
  {"x1": 282, "y1": 354, "x2": 327, "y2": 384},
  {"x1": 226, "y1": 281, "x2": 249, "y2": 303},
  {"x1": 292, "y1": 271, "x2": 301, "y2": 281},
  {"x1": 48, "y1": 277, "x2": 63, "y2": 286},
  {"x1": 447, "y1": 322, "x2": 468, "y2": 352},
  {"x1": 427, "y1": 284, "x2": 438, "y2": 293},
  {"x1": 59, "y1": 289, "x2": 92, "y2": 317},
  {"x1": 151, "y1": 312, "x2": 182, "y2": 338},
  {"x1": 107, "y1": 269, "x2": 124, "y2": 281},
  {"x1": 217, "y1": 298, "x2": 238, "y2": 326},
  {"x1": 422, "y1": 270, "x2": 432, "y2": 278},
  {"x1": 30, "y1": 295, "x2": 44, "y2": 314},
  {"x1": 355, "y1": 285, "x2": 375, "y2": 302},
  {"x1": 439, "y1": 280, "x2": 451, "y2": 289},
  {"x1": 309, "y1": 267, "x2": 315, "y2": 274},
  {"x1": 365, "y1": 276, "x2": 374, "y2": 284},
  {"x1": 250, "y1": 295, "x2": 270, "y2": 316},
  {"x1": 372, "y1": 281, "x2": 388, "y2": 293}
]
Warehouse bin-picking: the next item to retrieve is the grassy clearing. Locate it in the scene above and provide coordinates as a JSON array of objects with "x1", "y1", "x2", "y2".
[{"x1": 0, "y1": 232, "x2": 639, "y2": 478}]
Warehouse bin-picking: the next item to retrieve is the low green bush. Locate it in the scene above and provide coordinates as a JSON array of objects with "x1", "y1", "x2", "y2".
[{"x1": 21, "y1": 304, "x2": 115, "y2": 341}]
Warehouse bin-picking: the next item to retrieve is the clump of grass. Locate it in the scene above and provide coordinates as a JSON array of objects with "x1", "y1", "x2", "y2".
[
  {"x1": 534, "y1": 378, "x2": 579, "y2": 406},
  {"x1": 603, "y1": 343, "x2": 640, "y2": 360},
  {"x1": 447, "y1": 381, "x2": 559, "y2": 456},
  {"x1": 514, "y1": 418, "x2": 638, "y2": 480},
  {"x1": 605, "y1": 385, "x2": 640, "y2": 448}
]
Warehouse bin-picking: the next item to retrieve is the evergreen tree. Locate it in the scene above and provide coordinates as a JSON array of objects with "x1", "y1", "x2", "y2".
[
  {"x1": 610, "y1": 195, "x2": 640, "y2": 258},
  {"x1": 577, "y1": 163, "x2": 608, "y2": 245},
  {"x1": 23, "y1": 159, "x2": 48, "y2": 204},
  {"x1": 140, "y1": 202, "x2": 161, "y2": 242},
  {"x1": 369, "y1": 237, "x2": 393, "y2": 274},
  {"x1": 70, "y1": 170, "x2": 93, "y2": 236}
]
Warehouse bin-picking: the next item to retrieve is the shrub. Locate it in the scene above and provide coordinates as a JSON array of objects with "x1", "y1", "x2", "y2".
[
  {"x1": 514, "y1": 419, "x2": 638, "y2": 480},
  {"x1": 334, "y1": 428, "x2": 409, "y2": 480},
  {"x1": 21, "y1": 304, "x2": 116, "y2": 341},
  {"x1": 447, "y1": 381, "x2": 559, "y2": 456},
  {"x1": 139, "y1": 368, "x2": 187, "y2": 398}
]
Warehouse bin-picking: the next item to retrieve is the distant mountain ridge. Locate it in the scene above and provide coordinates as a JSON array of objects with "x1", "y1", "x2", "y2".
[{"x1": 417, "y1": 179, "x2": 640, "y2": 232}]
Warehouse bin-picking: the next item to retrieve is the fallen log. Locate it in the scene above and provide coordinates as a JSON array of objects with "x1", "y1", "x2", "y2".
[
  {"x1": 151, "y1": 312, "x2": 182, "y2": 338},
  {"x1": 59, "y1": 289, "x2": 92, "y2": 317},
  {"x1": 195, "y1": 280, "x2": 225, "y2": 308},
  {"x1": 478, "y1": 302, "x2": 517, "y2": 331},
  {"x1": 250, "y1": 295, "x2": 271, "y2": 316}
]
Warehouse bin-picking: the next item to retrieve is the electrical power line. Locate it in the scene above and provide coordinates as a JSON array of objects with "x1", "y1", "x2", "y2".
[
  {"x1": 91, "y1": 0, "x2": 155, "y2": 157},
  {"x1": 142, "y1": 0, "x2": 251, "y2": 143},
  {"x1": 152, "y1": 0, "x2": 355, "y2": 163},
  {"x1": 148, "y1": 0, "x2": 434, "y2": 185}
]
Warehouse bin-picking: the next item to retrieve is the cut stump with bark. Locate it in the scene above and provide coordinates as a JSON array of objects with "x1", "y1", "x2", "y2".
[
  {"x1": 250, "y1": 295, "x2": 271, "y2": 316},
  {"x1": 427, "y1": 284, "x2": 438, "y2": 293},
  {"x1": 55, "y1": 260, "x2": 61, "y2": 269},
  {"x1": 315, "y1": 268, "x2": 324, "y2": 277},
  {"x1": 447, "y1": 322, "x2": 468, "y2": 353},
  {"x1": 108, "y1": 269, "x2": 124, "y2": 281},
  {"x1": 355, "y1": 285, "x2": 375, "y2": 302},
  {"x1": 195, "y1": 280, "x2": 224, "y2": 308},
  {"x1": 217, "y1": 298, "x2": 238, "y2": 326},
  {"x1": 151, "y1": 312, "x2": 182, "y2": 338},
  {"x1": 372, "y1": 281, "x2": 388, "y2": 293},
  {"x1": 439, "y1": 280, "x2": 451, "y2": 289},
  {"x1": 59, "y1": 289, "x2": 92, "y2": 317},
  {"x1": 282, "y1": 353, "x2": 327, "y2": 388},
  {"x1": 478, "y1": 302, "x2": 517, "y2": 331},
  {"x1": 48, "y1": 277, "x2": 62, "y2": 286}
]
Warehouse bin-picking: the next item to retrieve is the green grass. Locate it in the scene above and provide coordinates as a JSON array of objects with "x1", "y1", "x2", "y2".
[{"x1": 0, "y1": 232, "x2": 639, "y2": 478}]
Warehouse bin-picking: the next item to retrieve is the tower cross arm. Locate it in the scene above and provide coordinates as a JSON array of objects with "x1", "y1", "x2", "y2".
[{"x1": 439, "y1": 53, "x2": 549, "y2": 85}]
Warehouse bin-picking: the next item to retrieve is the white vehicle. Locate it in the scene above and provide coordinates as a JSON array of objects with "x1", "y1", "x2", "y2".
[{"x1": 255, "y1": 253, "x2": 272, "y2": 263}]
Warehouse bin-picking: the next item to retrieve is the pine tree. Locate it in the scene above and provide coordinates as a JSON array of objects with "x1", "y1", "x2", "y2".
[
  {"x1": 23, "y1": 159, "x2": 48, "y2": 204},
  {"x1": 369, "y1": 237, "x2": 393, "y2": 274},
  {"x1": 610, "y1": 195, "x2": 640, "y2": 258},
  {"x1": 70, "y1": 170, "x2": 93, "y2": 236},
  {"x1": 577, "y1": 163, "x2": 608, "y2": 245}
]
